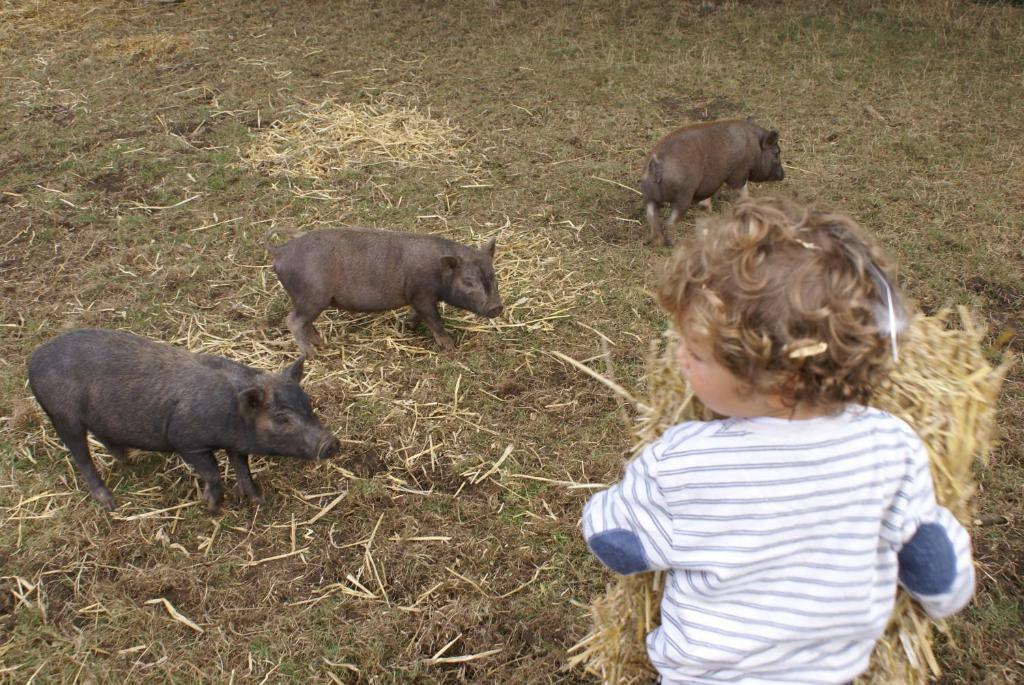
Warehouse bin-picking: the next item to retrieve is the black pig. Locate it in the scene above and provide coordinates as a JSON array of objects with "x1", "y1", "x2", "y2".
[
  {"x1": 641, "y1": 118, "x2": 785, "y2": 246},
  {"x1": 27, "y1": 329, "x2": 340, "y2": 513},
  {"x1": 267, "y1": 228, "x2": 503, "y2": 356}
]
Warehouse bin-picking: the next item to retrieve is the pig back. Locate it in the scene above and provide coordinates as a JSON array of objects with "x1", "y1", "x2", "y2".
[
  {"x1": 29, "y1": 329, "x2": 245, "y2": 453},
  {"x1": 649, "y1": 120, "x2": 764, "y2": 201}
]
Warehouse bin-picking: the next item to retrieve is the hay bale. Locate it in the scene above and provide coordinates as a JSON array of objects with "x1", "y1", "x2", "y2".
[{"x1": 568, "y1": 308, "x2": 1009, "y2": 684}]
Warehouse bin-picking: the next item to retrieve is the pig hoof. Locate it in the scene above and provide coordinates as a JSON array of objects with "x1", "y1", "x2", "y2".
[
  {"x1": 436, "y1": 337, "x2": 456, "y2": 351},
  {"x1": 203, "y1": 488, "x2": 223, "y2": 515},
  {"x1": 204, "y1": 497, "x2": 222, "y2": 516},
  {"x1": 241, "y1": 485, "x2": 264, "y2": 504},
  {"x1": 96, "y1": 491, "x2": 117, "y2": 512},
  {"x1": 644, "y1": 235, "x2": 671, "y2": 247}
]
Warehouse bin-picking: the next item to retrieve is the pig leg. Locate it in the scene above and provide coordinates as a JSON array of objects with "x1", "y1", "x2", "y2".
[
  {"x1": 98, "y1": 438, "x2": 128, "y2": 466},
  {"x1": 644, "y1": 202, "x2": 663, "y2": 246},
  {"x1": 286, "y1": 307, "x2": 323, "y2": 359},
  {"x1": 53, "y1": 422, "x2": 116, "y2": 511},
  {"x1": 725, "y1": 169, "x2": 750, "y2": 197},
  {"x1": 227, "y1": 450, "x2": 263, "y2": 503},
  {"x1": 307, "y1": 323, "x2": 324, "y2": 348},
  {"x1": 178, "y1": 449, "x2": 223, "y2": 514},
  {"x1": 659, "y1": 198, "x2": 691, "y2": 247},
  {"x1": 410, "y1": 297, "x2": 455, "y2": 350},
  {"x1": 406, "y1": 310, "x2": 427, "y2": 337},
  {"x1": 698, "y1": 198, "x2": 713, "y2": 211}
]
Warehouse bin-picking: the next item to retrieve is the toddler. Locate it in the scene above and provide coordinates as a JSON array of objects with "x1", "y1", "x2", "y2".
[{"x1": 582, "y1": 198, "x2": 975, "y2": 684}]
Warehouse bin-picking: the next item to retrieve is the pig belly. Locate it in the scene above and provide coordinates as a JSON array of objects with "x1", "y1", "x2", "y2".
[
  {"x1": 693, "y1": 172, "x2": 732, "y2": 202},
  {"x1": 77, "y1": 382, "x2": 182, "y2": 454},
  {"x1": 328, "y1": 285, "x2": 410, "y2": 313},
  {"x1": 92, "y1": 427, "x2": 175, "y2": 455},
  {"x1": 691, "y1": 187, "x2": 718, "y2": 203},
  {"x1": 82, "y1": 410, "x2": 176, "y2": 454}
]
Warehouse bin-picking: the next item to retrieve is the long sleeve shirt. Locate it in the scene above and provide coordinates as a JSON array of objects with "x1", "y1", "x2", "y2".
[{"x1": 582, "y1": 406, "x2": 974, "y2": 685}]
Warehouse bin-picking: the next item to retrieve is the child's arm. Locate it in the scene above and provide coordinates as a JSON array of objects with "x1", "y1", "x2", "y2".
[
  {"x1": 897, "y1": 506, "x2": 975, "y2": 619},
  {"x1": 581, "y1": 445, "x2": 673, "y2": 575},
  {"x1": 888, "y1": 440, "x2": 976, "y2": 619}
]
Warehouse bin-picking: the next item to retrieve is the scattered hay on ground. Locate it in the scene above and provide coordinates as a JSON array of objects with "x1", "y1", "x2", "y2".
[
  {"x1": 567, "y1": 309, "x2": 1010, "y2": 685},
  {"x1": 241, "y1": 99, "x2": 474, "y2": 187},
  {"x1": 163, "y1": 220, "x2": 592, "y2": 487},
  {"x1": 175, "y1": 217, "x2": 588, "y2": 362},
  {"x1": 94, "y1": 33, "x2": 194, "y2": 63},
  {"x1": 0, "y1": 0, "x2": 123, "y2": 47},
  {"x1": 0, "y1": 218, "x2": 591, "y2": 511},
  {"x1": 0, "y1": 216, "x2": 593, "y2": 682}
]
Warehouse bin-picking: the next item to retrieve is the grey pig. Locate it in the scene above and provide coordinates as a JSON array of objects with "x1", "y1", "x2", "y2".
[
  {"x1": 267, "y1": 228, "x2": 503, "y2": 357},
  {"x1": 640, "y1": 118, "x2": 785, "y2": 246},
  {"x1": 28, "y1": 329, "x2": 340, "y2": 513}
]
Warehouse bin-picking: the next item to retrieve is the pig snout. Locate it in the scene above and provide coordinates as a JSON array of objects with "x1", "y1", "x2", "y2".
[
  {"x1": 292, "y1": 424, "x2": 339, "y2": 461},
  {"x1": 316, "y1": 434, "x2": 341, "y2": 461},
  {"x1": 472, "y1": 295, "x2": 502, "y2": 318},
  {"x1": 772, "y1": 165, "x2": 785, "y2": 181}
]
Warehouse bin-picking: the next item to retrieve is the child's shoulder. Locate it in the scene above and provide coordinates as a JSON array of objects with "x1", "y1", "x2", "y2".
[
  {"x1": 651, "y1": 406, "x2": 923, "y2": 456},
  {"x1": 650, "y1": 417, "x2": 745, "y2": 456},
  {"x1": 848, "y1": 405, "x2": 923, "y2": 441}
]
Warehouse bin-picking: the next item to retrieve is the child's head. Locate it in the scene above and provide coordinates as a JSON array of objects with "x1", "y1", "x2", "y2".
[{"x1": 658, "y1": 197, "x2": 906, "y2": 416}]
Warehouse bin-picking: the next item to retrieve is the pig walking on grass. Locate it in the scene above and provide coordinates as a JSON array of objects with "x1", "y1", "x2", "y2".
[
  {"x1": 267, "y1": 228, "x2": 503, "y2": 357},
  {"x1": 28, "y1": 329, "x2": 340, "y2": 513},
  {"x1": 640, "y1": 118, "x2": 785, "y2": 246}
]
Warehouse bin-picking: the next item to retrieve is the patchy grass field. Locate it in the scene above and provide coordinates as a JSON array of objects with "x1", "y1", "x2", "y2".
[{"x1": 1, "y1": 1, "x2": 1022, "y2": 683}]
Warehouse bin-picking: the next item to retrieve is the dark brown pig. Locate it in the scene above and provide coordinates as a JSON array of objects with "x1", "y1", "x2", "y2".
[
  {"x1": 640, "y1": 118, "x2": 784, "y2": 246},
  {"x1": 28, "y1": 329, "x2": 340, "y2": 513},
  {"x1": 267, "y1": 228, "x2": 503, "y2": 356}
]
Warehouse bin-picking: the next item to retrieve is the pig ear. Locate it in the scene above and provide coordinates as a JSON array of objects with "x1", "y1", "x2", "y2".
[
  {"x1": 440, "y1": 255, "x2": 460, "y2": 273},
  {"x1": 282, "y1": 356, "x2": 305, "y2": 384},
  {"x1": 481, "y1": 237, "x2": 497, "y2": 258},
  {"x1": 238, "y1": 386, "x2": 266, "y2": 418},
  {"x1": 762, "y1": 130, "x2": 779, "y2": 148}
]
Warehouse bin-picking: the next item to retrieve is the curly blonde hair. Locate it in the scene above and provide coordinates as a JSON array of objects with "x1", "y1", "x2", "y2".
[{"x1": 657, "y1": 197, "x2": 906, "y2": 412}]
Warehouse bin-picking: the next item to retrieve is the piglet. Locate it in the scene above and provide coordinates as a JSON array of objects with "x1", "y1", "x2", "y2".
[
  {"x1": 267, "y1": 228, "x2": 503, "y2": 356},
  {"x1": 640, "y1": 118, "x2": 784, "y2": 246},
  {"x1": 28, "y1": 329, "x2": 340, "y2": 513}
]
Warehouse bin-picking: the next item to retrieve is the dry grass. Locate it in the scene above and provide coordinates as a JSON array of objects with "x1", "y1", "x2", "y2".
[
  {"x1": 568, "y1": 309, "x2": 1010, "y2": 684},
  {"x1": 94, "y1": 34, "x2": 195, "y2": 63},
  {"x1": 0, "y1": 0, "x2": 110, "y2": 36},
  {"x1": 0, "y1": 0, "x2": 1022, "y2": 683},
  {"x1": 0, "y1": 208, "x2": 597, "y2": 682}
]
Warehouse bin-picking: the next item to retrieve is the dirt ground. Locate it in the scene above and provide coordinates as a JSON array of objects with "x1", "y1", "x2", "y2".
[{"x1": 1, "y1": 1, "x2": 1022, "y2": 683}]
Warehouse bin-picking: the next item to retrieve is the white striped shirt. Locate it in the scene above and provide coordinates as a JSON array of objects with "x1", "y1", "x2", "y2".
[{"x1": 582, "y1": 406, "x2": 974, "y2": 685}]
